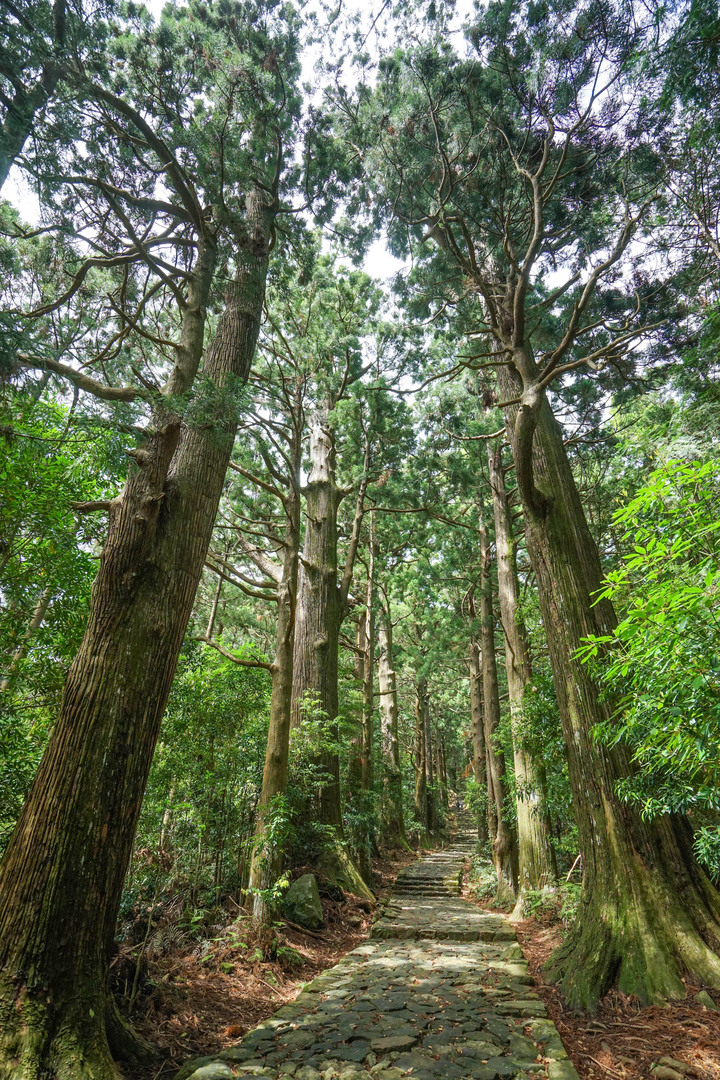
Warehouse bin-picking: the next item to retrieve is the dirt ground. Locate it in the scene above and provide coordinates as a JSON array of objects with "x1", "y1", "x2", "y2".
[
  {"x1": 513, "y1": 915, "x2": 720, "y2": 1080},
  {"x1": 123, "y1": 850, "x2": 416, "y2": 1080}
]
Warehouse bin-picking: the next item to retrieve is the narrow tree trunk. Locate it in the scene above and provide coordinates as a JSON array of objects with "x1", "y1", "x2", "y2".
[
  {"x1": 205, "y1": 573, "x2": 223, "y2": 642},
  {"x1": 479, "y1": 511, "x2": 516, "y2": 904},
  {"x1": 249, "y1": 449, "x2": 301, "y2": 928},
  {"x1": 159, "y1": 782, "x2": 176, "y2": 857},
  {"x1": 0, "y1": 584, "x2": 52, "y2": 694},
  {"x1": 290, "y1": 409, "x2": 371, "y2": 900},
  {"x1": 377, "y1": 603, "x2": 407, "y2": 849},
  {"x1": 361, "y1": 517, "x2": 375, "y2": 796},
  {"x1": 469, "y1": 638, "x2": 490, "y2": 846},
  {"x1": 423, "y1": 696, "x2": 438, "y2": 834},
  {"x1": 488, "y1": 442, "x2": 555, "y2": 917},
  {"x1": 437, "y1": 732, "x2": 449, "y2": 810},
  {"x1": 347, "y1": 613, "x2": 365, "y2": 793},
  {"x1": 0, "y1": 191, "x2": 270, "y2": 1078},
  {"x1": 0, "y1": 41, "x2": 63, "y2": 193},
  {"x1": 498, "y1": 358, "x2": 720, "y2": 1008},
  {"x1": 355, "y1": 521, "x2": 375, "y2": 885},
  {"x1": 413, "y1": 677, "x2": 428, "y2": 830}
]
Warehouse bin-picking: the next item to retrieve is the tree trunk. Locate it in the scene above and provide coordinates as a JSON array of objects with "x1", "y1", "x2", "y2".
[
  {"x1": 487, "y1": 442, "x2": 556, "y2": 917},
  {"x1": 413, "y1": 676, "x2": 428, "y2": 830},
  {"x1": 205, "y1": 573, "x2": 223, "y2": 642},
  {"x1": 0, "y1": 190, "x2": 271, "y2": 1078},
  {"x1": 0, "y1": 584, "x2": 52, "y2": 694},
  {"x1": 355, "y1": 520, "x2": 375, "y2": 885},
  {"x1": 361, "y1": 517, "x2": 375, "y2": 796},
  {"x1": 377, "y1": 602, "x2": 408, "y2": 849},
  {"x1": 479, "y1": 511, "x2": 516, "y2": 904},
  {"x1": 424, "y1": 695, "x2": 438, "y2": 834},
  {"x1": 469, "y1": 638, "x2": 490, "y2": 846},
  {"x1": 497, "y1": 357, "x2": 720, "y2": 1008},
  {"x1": 159, "y1": 782, "x2": 176, "y2": 857},
  {"x1": 290, "y1": 408, "x2": 371, "y2": 900},
  {"x1": 0, "y1": 46, "x2": 63, "y2": 192},
  {"x1": 249, "y1": 449, "x2": 301, "y2": 928},
  {"x1": 437, "y1": 732, "x2": 449, "y2": 809}
]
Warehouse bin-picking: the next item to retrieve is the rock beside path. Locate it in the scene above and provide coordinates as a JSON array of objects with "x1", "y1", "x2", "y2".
[
  {"x1": 178, "y1": 818, "x2": 580, "y2": 1080},
  {"x1": 283, "y1": 874, "x2": 324, "y2": 930}
]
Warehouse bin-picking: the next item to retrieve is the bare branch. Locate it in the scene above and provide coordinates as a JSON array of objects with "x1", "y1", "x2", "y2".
[{"x1": 17, "y1": 355, "x2": 139, "y2": 402}]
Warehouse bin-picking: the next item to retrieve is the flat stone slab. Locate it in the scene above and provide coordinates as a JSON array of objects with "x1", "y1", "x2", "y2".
[{"x1": 177, "y1": 822, "x2": 579, "y2": 1080}]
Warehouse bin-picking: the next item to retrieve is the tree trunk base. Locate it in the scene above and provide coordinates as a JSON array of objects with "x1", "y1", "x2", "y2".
[
  {"x1": 508, "y1": 884, "x2": 554, "y2": 923},
  {"x1": 0, "y1": 1006, "x2": 121, "y2": 1080},
  {"x1": 0, "y1": 981, "x2": 157, "y2": 1080},
  {"x1": 493, "y1": 878, "x2": 516, "y2": 909},
  {"x1": 316, "y1": 837, "x2": 374, "y2": 902},
  {"x1": 545, "y1": 868, "x2": 720, "y2": 1010},
  {"x1": 106, "y1": 996, "x2": 157, "y2": 1065},
  {"x1": 380, "y1": 830, "x2": 411, "y2": 853}
]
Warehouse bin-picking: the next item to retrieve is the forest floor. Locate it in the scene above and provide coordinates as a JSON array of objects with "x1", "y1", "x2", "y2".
[
  {"x1": 122, "y1": 849, "x2": 416, "y2": 1080},
  {"x1": 512, "y1": 914, "x2": 720, "y2": 1080},
  {"x1": 460, "y1": 877, "x2": 720, "y2": 1080}
]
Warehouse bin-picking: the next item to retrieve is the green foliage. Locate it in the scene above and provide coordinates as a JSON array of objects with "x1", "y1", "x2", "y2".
[
  {"x1": 126, "y1": 644, "x2": 270, "y2": 908},
  {"x1": 579, "y1": 459, "x2": 720, "y2": 875},
  {"x1": 0, "y1": 391, "x2": 125, "y2": 847},
  {"x1": 284, "y1": 693, "x2": 340, "y2": 862}
]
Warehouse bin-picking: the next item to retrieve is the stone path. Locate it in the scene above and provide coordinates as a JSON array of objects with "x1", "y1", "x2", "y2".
[{"x1": 177, "y1": 820, "x2": 579, "y2": 1080}]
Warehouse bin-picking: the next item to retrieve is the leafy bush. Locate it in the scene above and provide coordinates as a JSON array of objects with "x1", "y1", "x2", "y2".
[{"x1": 579, "y1": 459, "x2": 720, "y2": 877}]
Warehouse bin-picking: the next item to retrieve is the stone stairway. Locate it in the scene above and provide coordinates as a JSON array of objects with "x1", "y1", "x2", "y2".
[
  {"x1": 176, "y1": 817, "x2": 580, "y2": 1080},
  {"x1": 390, "y1": 815, "x2": 477, "y2": 899},
  {"x1": 372, "y1": 816, "x2": 510, "y2": 943}
]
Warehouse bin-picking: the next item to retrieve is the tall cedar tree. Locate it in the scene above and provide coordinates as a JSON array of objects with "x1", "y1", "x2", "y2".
[{"x1": 0, "y1": 3, "x2": 301, "y2": 1075}]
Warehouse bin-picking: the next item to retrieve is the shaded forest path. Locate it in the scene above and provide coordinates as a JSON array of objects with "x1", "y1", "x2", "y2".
[{"x1": 176, "y1": 819, "x2": 578, "y2": 1080}]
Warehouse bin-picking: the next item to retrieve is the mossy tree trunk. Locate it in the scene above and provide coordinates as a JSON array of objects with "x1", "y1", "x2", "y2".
[
  {"x1": 0, "y1": 188, "x2": 273, "y2": 1079},
  {"x1": 290, "y1": 409, "x2": 372, "y2": 900},
  {"x1": 479, "y1": 511, "x2": 517, "y2": 904},
  {"x1": 423, "y1": 687, "x2": 439, "y2": 835},
  {"x1": 469, "y1": 637, "x2": 490, "y2": 847},
  {"x1": 248, "y1": 425, "x2": 302, "y2": 929},
  {"x1": 497, "y1": 357, "x2": 720, "y2": 1008},
  {"x1": 413, "y1": 676, "x2": 428, "y2": 830},
  {"x1": 488, "y1": 442, "x2": 556, "y2": 917},
  {"x1": 378, "y1": 601, "x2": 408, "y2": 849}
]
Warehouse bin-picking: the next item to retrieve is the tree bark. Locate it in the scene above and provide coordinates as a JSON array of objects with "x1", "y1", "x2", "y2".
[
  {"x1": 497, "y1": 357, "x2": 720, "y2": 1008},
  {"x1": 249, "y1": 434, "x2": 302, "y2": 928},
  {"x1": 413, "y1": 676, "x2": 428, "y2": 830},
  {"x1": 377, "y1": 601, "x2": 408, "y2": 849},
  {"x1": 290, "y1": 408, "x2": 371, "y2": 899},
  {"x1": 361, "y1": 516, "x2": 375, "y2": 796},
  {"x1": 423, "y1": 691, "x2": 438, "y2": 834},
  {"x1": 487, "y1": 442, "x2": 556, "y2": 917},
  {"x1": 469, "y1": 638, "x2": 490, "y2": 846},
  {"x1": 0, "y1": 584, "x2": 52, "y2": 694},
  {"x1": 437, "y1": 731, "x2": 449, "y2": 810},
  {"x1": 479, "y1": 509, "x2": 516, "y2": 904},
  {"x1": 0, "y1": 189, "x2": 271, "y2": 1078},
  {"x1": 347, "y1": 613, "x2": 366, "y2": 794},
  {"x1": 354, "y1": 518, "x2": 376, "y2": 885}
]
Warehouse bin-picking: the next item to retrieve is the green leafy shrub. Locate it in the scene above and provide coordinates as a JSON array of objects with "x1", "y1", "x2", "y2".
[{"x1": 579, "y1": 459, "x2": 720, "y2": 878}]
